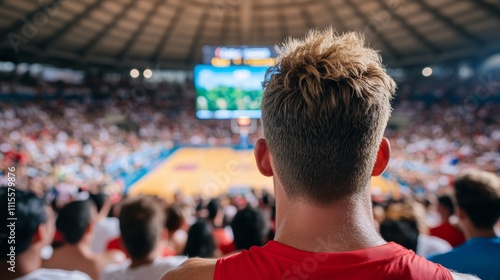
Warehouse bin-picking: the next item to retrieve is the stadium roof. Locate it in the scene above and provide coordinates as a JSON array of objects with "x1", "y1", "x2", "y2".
[{"x1": 0, "y1": 0, "x2": 499, "y2": 70}]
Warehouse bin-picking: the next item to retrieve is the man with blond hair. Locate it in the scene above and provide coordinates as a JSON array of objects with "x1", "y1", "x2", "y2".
[{"x1": 162, "y1": 28, "x2": 476, "y2": 280}]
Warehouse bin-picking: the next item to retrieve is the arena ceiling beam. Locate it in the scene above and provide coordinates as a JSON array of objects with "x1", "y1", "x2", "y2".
[
  {"x1": 256, "y1": 13, "x2": 266, "y2": 45},
  {"x1": 219, "y1": 13, "x2": 230, "y2": 45},
  {"x1": 320, "y1": 0, "x2": 348, "y2": 32},
  {"x1": 413, "y1": 0, "x2": 484, "y2": 46},
  {"x1": 277, "y1": 8, "x2": 288, "y2": 42},
  {"x1": 0, "y1": 0, "x2": 62, "y2": 41},
  {"x1": 115, "y1": 0, "x2": 167, "y2": 62},
  {"x1": 374, "y1": 0, "x2": 440, "y2": 55},
  {"x1": 343, "y1": 0, "x2": 401, "y2": 60},
  {"x1": 471, "y1": 0, "x2": 500, "y2": 19},
  {"x1": 150, "y1": 3, "x2": 185, "y2": 64},
  {"x1": 37, "y1": 0, "x2": 105, "y2": 50},
  {"x1": 186, "y1": 10, "x2": 210, "y2": 65},
  {"x1": 239, "y1": 0, "x2": 252, "y2": 45},
  {"x1": 78, "y1": 0, "x2": 140, "y2": 57},
  {"x1": 301, "y1": 5, "x2": 315, "y2": 30}
]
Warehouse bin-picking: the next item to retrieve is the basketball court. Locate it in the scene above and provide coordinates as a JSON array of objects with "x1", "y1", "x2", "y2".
[{"x1": 129, "y1": 146, "x2": 400, "y2": 200}]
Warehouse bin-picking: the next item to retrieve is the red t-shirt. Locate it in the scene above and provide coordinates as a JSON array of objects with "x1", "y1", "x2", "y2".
[
  {"x1": 215, "y1": 241, "x2": 452, "y2": 280},
  {"x1": 430, "y1": 223, "x2": 466, "y2": 247}
]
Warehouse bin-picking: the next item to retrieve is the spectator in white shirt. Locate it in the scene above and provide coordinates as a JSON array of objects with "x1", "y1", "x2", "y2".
[
  {"x1": 101, "y1": 196, "x2": 186, "y2": 280},
  {"x1": 89, "y1": 193, "x2": 120, "y2": 253}
]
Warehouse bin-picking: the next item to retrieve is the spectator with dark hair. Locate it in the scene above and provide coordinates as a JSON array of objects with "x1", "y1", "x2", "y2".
[
  {"x1": 43, "y1": 200, "x2": 125, "y2": 279},
  {"x1": 163, "y1": 203, "x2": 190, "y2": 255},
  {"x1": 206, "y1": 198, "x2": 233, "y2": 255},
  {"x1": 89, "y1": 193, "x2": 120, "y2": 253},
  {"x1": 101, "y1": 196, "x2": 186, "y2": 280},
  {"x1": 0, "y1": 189, "x2": 91, "y2": 280},
  {"x1": 231, "y1": 207, "x2": 266, "y2": 250},
  {"x1": 430, "y1": 195, "x2": 466, "y2": 247},
  {"x1": 183, "y1": 219, "x2": 217, "y2": 258},
  {"x1": 385, "y1": 200, "x2": 452, "y2": 257},
  {"x1": 163, "y1": 28, "x2": 470, "y2": 280},
  {"x1": 380, "y1": 219, "x2": 419, "y2": 252},
  {"x1": 429, "y1": 170, "x2": 500, "y2": 279}
]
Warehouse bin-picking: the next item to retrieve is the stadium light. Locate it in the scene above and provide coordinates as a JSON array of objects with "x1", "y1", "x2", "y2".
[
  {"x1": 143, "y1": 69, "x2": 153, "y2": 79},
  {"x1": 130, "y1": 69, "x2": 139, "y2": 78},
  {"x1": 422, "y1": 67, "x2": 432, "y2": 77}
]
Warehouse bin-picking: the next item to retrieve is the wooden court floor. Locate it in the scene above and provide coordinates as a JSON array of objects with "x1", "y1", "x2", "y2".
[{"x1": 129, "y1": 147, "x2": 399, "y2": 200}]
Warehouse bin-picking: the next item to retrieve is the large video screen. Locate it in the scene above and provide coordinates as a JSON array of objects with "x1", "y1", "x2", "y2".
[{"x1": 194, "y1": 65, "x2": 268, "y2": 119}]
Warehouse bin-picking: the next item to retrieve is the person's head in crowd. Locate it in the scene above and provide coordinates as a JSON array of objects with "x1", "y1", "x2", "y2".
[
  {"x1": 119, "y1": 195, "x2": 166, "y2": 262},
  {"x1": 453, "y1": 170, "x2": 500, "y2": 238},
  {"x1": 380, "y1": 219, "x2": 419, "y2": 252},
  {"x1": 437, "y1": 195, "x2": 455, "y2": 223},
  {"x1": 0, "y1": 188, "x2": 54, "y2": 256},
  {"x1": 423, "y1": 195, "x2": 437, "y2": 211},
  {"x1": 0, "y1": 188, "x2": 56, "y2": 279},
  {"x1": 383, "y1": 200, "x2": 453, "y2": 257},
  {"x1": 56, "y1": 200, "x2": 96, "y2": 245},
  {"x1": 231, "y1": 206, "x2": 266, "y2": 250},
  {"x1": 386, "y1": 200, "x2": 429, "y2": 234},
  {"x1": 44, "y1": 197, "x2": 125, "y2": 279},
  {"x1": 165, "y1": 202, "x2": 191, "y2": 234},
  {"x1": 427, "y1": 171, "x2": 500, "y2": 279},
  {"x1": 206, "y1": 198, "x2": 224, "y2": 227},
  {"x1": 183, "y1": 219, "x2": 216, "y2": 258},
  {"x1": 89, "y1": 192, "x2": 111, "y2": 220}
]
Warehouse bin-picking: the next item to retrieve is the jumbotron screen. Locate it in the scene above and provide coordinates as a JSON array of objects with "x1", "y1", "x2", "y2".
[{"x1": 194, "y1": 65, "x2": 269, "y2": 119}]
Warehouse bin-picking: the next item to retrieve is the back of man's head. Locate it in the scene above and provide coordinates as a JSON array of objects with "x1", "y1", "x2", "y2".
[
  {"x1": 165, "y1": 202, "x2": 190, "y2": 232},
  {"x1": 454, "y1": 170, "x2": 500, "y2": 230},
  {"x1": 56, "y1": 200, "x2": 93, "y2": 244},
  {"x1": 206, "y1": 199, "x2": 220, "y2": 220},
  {"x1": 231, "y1": 206, "x2": 266, "y2": 250},
  {"x1": 437, "y1": 195, "x2": 454, "y2": 218},
  {"x1": 261, "y1": 27, "x2": 396, "y2": 204},
  {"x1": 119, "y1": 196, "x2": 165, "y2": 259},
  {"x1": 0, "y1": 188, "x2": 47, "y2": 258},
  {"x1": 183, "y1": 219, "x2": 215, "y2": 258}
]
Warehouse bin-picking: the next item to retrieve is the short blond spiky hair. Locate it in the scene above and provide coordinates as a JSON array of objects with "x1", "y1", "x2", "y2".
[{"x1": 261, "y1": 27, "x2": 396, "y2": 204}]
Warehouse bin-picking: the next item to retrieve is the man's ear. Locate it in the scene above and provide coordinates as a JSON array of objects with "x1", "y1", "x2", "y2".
[
  {"x1": 85, "y1": 222, "x2": 94, "y2": 235},
  {"x1": 254, "y1": 138, "x2": 273, "y2": 177},
  {"x1": 32, "y1": 224, "x2": 48, "y2": 246},
  {"x1": 372, "y1": 137, "x2": 391, "y2": 176},
  {"x1": 455, "y1": 207, "x2": 466, "y2": 220}
]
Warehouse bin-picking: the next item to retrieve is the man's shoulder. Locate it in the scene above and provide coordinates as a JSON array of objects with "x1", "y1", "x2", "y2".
[
  {"x1": 155, "y1": 256, "x2": 189, "y2": 269},
  {"x1": 18, "y1": 268, "x2": 91, "y2": 280},
  {"x1": 161, "y1": 258, "x2": 217, "y2": 280}
]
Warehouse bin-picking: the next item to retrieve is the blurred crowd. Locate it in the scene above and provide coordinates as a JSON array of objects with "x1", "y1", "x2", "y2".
[
  {"x1": 0, "y1": 69, "x2": 499, "y2": 279},
  {"x1": 0, "y1": 71, "x2": 498, "y2": 199}
]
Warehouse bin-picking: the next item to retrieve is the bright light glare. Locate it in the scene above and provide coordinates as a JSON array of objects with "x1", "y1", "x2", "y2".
[
  {"x1": 130, "y1": 69, "x2": 139, "y2": 78},
  {"x1": 143, "y1": 69, "x2": 153, "y2": 79},
  {"x1": 422, "y1": 67, "x2": 432, "y2": 77}
]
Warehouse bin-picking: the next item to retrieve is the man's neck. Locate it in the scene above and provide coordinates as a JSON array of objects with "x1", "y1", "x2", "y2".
[
  {"x1": 465, "y1": 227, "x2": 497, "y2": 239},
  {"x1": 63, "y1": 240, "x2": 93, "y2": 258},
  {"x1": 130, "y1": 255, "x2": 156, "y2": 269},
  {"x1": 274, "y1": 192, "x2": 385, "y2": 252}
]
